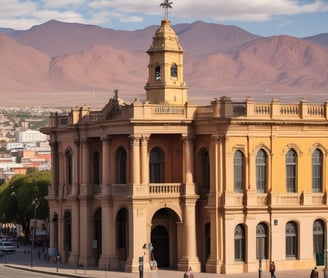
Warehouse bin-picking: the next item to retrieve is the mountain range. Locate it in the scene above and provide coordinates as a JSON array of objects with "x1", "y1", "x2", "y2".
[{"x1": 0, "y1": 20, "x2": 327, "y2": 107}]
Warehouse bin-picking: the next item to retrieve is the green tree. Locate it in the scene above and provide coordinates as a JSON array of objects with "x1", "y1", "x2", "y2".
[{"x1": 0, "y1": 170, "x2": 50, "y2": 239}]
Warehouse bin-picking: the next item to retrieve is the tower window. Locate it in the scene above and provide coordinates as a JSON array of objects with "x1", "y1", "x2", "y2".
[
  {"x1": 170, "y1": 64, "x2": 177, "y2": 78},
  {"x1": 155, "y1": 65, "x2": 161, "y2": 80}
]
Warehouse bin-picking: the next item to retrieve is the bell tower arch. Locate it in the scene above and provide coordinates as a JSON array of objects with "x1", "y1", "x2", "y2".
[{"x1": 144, "y1": 18, "x2": 188, "y2": 105}]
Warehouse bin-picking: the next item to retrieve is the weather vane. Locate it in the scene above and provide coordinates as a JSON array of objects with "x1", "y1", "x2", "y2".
[{"x1": 160, "y1": 0, "x2": 173, "y2": 20}]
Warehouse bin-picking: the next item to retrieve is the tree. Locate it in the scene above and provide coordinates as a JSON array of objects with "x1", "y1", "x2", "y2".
[{"x1": 0, "y1": 170, "x2": 50, "y2": 239}]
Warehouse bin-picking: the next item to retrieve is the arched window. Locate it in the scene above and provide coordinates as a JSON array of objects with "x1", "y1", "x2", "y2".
[
  {"x1": 256, "y1": 149, "x2": 267, "y2": 193},
  {"x1": 170, "y1": 63, "x2": 177, "y2": 78},
  {"x1": 155, "y1": 65, "x2": 161, "y2": 80},
  {"x1": 286, "y1": 221, "x2": 298, "y2": 258},
  {"x1": 286, "y1": 149, "x2": 297, "y2": 192},
  {"x1": 256, "y1": 223, "x2": 268, "y2": 259},
  {"x1": 312, "y1": 149, "x2": 323, "y2": 193},
  {"x1": 93, "y1": 151, "x2": 101, "y2": 185},
  {"x1": 65, "y1": 150, "x2": 73, "y2": 186},
  {"x1": 150, "y1": 147, "x2": 164, "y2": 183},
  {"x1": 116, "y1": 147, "x2": 127, "y2": 184},
  {"x1": 234, "y1": 150, "x2": 244, "y2": 193},
  {"x1": 313, "y1": 220, "x2": 324, "y2": 254},
  {"x1": 64, "y1": 211, "x2": 72, "y2": 251},
  {"x1": 234, "y1": 224, "x2": 245, "y2": 261}
]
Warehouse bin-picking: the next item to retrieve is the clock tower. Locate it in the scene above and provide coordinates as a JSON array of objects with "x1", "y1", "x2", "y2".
[{"x1": 144, "y1": 19, "x2": 188, "y2": 105}]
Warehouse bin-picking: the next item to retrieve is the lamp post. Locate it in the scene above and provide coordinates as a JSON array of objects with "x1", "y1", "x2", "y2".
[{"x1": 31, "y1": 197, "x2": 39, "y2": 267}]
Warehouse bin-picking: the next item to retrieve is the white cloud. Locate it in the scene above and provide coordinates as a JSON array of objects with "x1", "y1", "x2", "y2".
[
  {"x1": 0, "y1": 0, "x2": 327, "y2": 29},
  {"x1": 42, "y1": 0, "x2": 86, "y2": 9}
]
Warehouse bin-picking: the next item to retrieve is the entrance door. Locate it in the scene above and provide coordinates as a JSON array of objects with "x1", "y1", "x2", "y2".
[{"x1": 151, "y1": 225, "x2": 169, "y2": 267}]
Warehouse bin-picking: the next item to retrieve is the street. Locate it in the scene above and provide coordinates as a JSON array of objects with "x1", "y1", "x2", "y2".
[
  {"x1": 0, "y1": 265, "x2": 59, "y2": 278},
  {"x1": 0, "y1": 245, "x2": 321, "y2": 278}
]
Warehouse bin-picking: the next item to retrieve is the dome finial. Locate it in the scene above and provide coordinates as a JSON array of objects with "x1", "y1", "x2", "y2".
[{"x1": 160, "y1": 0, "x2": 173, "y2": 20}]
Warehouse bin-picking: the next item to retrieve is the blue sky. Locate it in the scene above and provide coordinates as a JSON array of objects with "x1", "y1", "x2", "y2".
[{"x1": 1, "y1": 0, "x2": 327, "y2": 37}]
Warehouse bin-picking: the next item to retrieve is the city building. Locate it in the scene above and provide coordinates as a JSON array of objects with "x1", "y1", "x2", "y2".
[
  {"x1": 15, "y1": 129, "x2": 48, "y2": 143},
  {"x1": 41, "y1": 16, "x2": 328, "y2": 275}
]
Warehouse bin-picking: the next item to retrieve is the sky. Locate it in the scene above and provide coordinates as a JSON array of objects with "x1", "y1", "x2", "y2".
[{"x1": 0, "y1": 0, "x2": 327, "y2": 38}]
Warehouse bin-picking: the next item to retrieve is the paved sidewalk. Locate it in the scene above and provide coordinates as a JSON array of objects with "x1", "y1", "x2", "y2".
[{"x1": 0, "y1": 245, "x2": 323, "y2": 278}]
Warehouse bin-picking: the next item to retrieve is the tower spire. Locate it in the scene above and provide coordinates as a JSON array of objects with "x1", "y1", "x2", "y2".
[{"x1": 160, "y1": 0, "x2": 173, "y2": 20}]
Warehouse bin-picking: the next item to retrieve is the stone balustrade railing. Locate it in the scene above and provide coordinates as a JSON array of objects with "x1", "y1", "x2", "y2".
[{"x1": 196, "y1": 97, "x2": 328, "y2": 120}]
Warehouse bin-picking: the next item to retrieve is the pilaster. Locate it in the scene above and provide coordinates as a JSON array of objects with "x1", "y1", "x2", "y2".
[{"x1": 130, "y1": 135, "x2": 141, "y2": 185}]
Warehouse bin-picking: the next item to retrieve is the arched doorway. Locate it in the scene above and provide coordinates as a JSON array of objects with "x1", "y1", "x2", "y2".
[
  {"x1": 116, "y1": 208, "x2": 129, "y2": 266},
  {"x1": 151, "y1": 208, "x2": 180, "y2": 269},
  {"x1": 152, "y1": 225, "x2": 169, "y2": 267}
]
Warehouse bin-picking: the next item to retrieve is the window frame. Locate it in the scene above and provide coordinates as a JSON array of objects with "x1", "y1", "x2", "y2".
[
  {"x1": 256, "y1": 149, "x2": 267, "y2": 193},
  {"x1": 286, "y1": 149, "x2": 297, "y2": 193},
  {"x1": 286, "y1": 221, "x2": 298, "y2": 259},
  {"x1": 234, "y1": 150, "x2": 244, "y2": 193},
  {"x1": 312, "y1": 149, "x2": 323, "y2": 193},
  {"x1": 234, "y1": 224, "x2": 245, "y2": 261}
]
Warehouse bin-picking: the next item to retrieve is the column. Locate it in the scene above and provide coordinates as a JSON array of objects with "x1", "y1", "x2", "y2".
[
  {"x1": 98, "y1": 200, "x2": 119, "y2": 269},
  {"x1": 140, "y1": 135, "x2": 149, "y2": 185},
  {"x1": 178, "y1": 199, "x2": 201, "y2": 272},
  {"x1": 80, "y1": 139, "x2": 91, "y2": 195},
  {"x1": 125, "y1": 205, "x2": 148, "y2": 272},
  {"x1": 101, "y1": 136, "x2": 111, "y2": 195},
  {"x1": 68, "y1": 203, "x2": 80, "y2": 266},
  {"x1": 206, "y1": 136, "x2": 222, "y2": 273},
  {"x1": 49, "y1": 141, "x2": 58, "y2": 196},
  {"x1": 182, "y1": 135, "x2": 195, "y2": 194},
  {"x1": 72, "y1": 140, "x2": 80, "y2": 196},
  {"x1": 130, "y1": 135, "x2": 140, "y2": 185},
  {"x1": 79, "y1": 199, "x2": 93, "y2": 266},
  {"x1": 246, "y1": 143, "x2": 258, "y2": 206}
]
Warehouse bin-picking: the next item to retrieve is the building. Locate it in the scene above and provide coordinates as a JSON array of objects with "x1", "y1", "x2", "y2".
[
  {"x1": 41, "y1": 16, "x2": 328, "y2": 275},
  {"x1": 16, "y1": 129, "x2": 48, "y2": 143}
]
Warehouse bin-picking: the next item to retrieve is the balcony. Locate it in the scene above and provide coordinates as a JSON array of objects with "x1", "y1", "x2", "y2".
[{"x1": 110, "y1": 183, "x2": 182, "y2": 198}]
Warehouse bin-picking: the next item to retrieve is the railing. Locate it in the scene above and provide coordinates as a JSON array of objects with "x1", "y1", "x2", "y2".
[
  {"x1": 196, "y1": 97, "x2": 328, "y2": 120},
  {"x1": 153, "y1": 106, "x2": 185, "y2": 114},
  {"x1": 254, "y1": 104, "x2": 271, "y2": 115},
  {"x1": 149, "y1": 183, "x2": 181, "y2": 195},
  {"x1": 111, "y1": 183, "x2": 182, "y2": 197}
]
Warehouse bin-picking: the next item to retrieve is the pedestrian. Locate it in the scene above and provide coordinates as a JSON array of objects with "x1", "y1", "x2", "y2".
[
  {"x1": 188, "y1": 267, "x2": 194, "y2": 278},
  {"x1": 310, "y1": 266, "x2": 318, "y2": 278},
  {"x1": 270, "y1": 261, "x2": 276, "y2": 278},
  {"x1": 184, "y1": 267, "x2": 194, "y2": 278}
]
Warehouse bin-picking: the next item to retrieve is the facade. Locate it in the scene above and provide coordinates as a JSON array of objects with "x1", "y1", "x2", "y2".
[
  {"x1": 16, "y1": 129, "x2": 48, "y2": 143},
  {"x1": 41, "y1": 18, "x2": 328, "y2": 275}
]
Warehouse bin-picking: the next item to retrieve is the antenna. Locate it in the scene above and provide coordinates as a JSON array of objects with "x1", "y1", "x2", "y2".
[{"x1": 160, "y1": 0, "x2": 173, "y2": 20}]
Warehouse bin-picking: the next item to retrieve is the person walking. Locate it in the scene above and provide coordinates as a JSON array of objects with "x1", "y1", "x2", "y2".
[
  {"x1": 310, "y1": 266, "x2": 319, "y2": 278},
  {"x1": 183, "y1": 267, "x2": 194, "y2": 278},
  {"x1": 270, "y1": 261, "x2": 276, "y2": 278}
]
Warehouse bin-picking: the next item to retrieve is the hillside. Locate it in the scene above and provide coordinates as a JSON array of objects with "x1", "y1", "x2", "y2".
[{"x1": 0, "y1": 20, "x2": 327, "y2": 107}]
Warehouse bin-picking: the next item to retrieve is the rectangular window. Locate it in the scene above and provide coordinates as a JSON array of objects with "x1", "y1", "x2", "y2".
[
  {"x1": 286, "y1": 164, "x2": 296, "y2": 192},
  {"x1": 286, "y1": 235, "x2": 297, "y2": 258},
  {"x1": 312, "y1": 151, "x2": 322, "y2": 192}
]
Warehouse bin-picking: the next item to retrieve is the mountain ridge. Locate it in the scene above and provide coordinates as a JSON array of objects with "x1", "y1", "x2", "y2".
[{"x1": 0, "y1": 20, "x2": 327, "y2": 107}]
